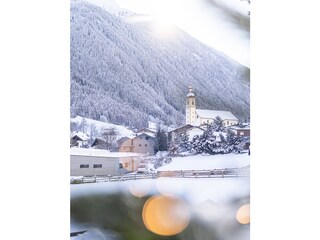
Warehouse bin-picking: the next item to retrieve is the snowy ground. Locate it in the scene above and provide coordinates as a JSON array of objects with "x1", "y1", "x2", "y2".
[{"x1": 157, "y1": 152, "x2": 250, "y2": 171}]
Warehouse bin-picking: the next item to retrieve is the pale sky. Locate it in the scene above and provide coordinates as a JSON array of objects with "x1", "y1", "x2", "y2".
[{"x1": 115, "y1": 0, "x2": 250, "y2": 67}]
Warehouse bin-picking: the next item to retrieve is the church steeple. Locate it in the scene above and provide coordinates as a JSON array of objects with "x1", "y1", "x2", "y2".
[{"x1": 186, "y1": 85, "x2": 196, "y2": 125}]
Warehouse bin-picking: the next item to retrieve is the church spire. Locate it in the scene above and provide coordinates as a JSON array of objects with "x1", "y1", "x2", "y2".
[
  {"x1": 187, "y1": 85, "x2": 195, "y2": 97},
  {"x1": 186, "y1": 85, "x2": 196, "y2": 125}
]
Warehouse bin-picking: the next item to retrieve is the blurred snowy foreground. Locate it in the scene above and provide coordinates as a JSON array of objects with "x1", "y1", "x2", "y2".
[{"x1": 71, "y1": 153, "x2": 250, "y2": 240}]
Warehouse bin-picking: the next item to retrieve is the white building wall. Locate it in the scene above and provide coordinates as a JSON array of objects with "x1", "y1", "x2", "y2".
[
  {"x1": 222, "y1": 119, "x2": 238, "y2": 127},
  {"x1": 132, "y1": 136, "x2": 155, "y2": 155},
  {"x1": 70, "y1": 155, "x2": 119, "y2": 176},
  {"x1": 196, "y1": 117, "x2": 238, "y2": 127},
  {"x1": 186, "y1": 107, "x2": 196, "y2": 125}
]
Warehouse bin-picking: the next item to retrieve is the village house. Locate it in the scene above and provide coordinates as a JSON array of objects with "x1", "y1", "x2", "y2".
[
  {"x1": 228, "y1": 125, "x2": 250, "y2": 137},
  {"x1": 70, "y1": 131, "x2": 89, "y2": 148},
  {"x1": 70, "y1": 148, "x2": 142, "y2": 176},
  {"x1": 186, "y1": 86, "x2": 239, "y2": 127},
  {"x1": 168, "y1": 125, "x2": 205, "y2": 145},
  {"x1": 118, "y1": 133, "x2": 156, "y2": 155},
  {"x1": 228, "y1": 125, "x2": 250, "y2": 150}
]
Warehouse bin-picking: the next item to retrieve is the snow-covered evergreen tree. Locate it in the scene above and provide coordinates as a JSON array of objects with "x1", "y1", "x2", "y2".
[
  {"x1": 178, "y1": 132, "x2": 191, "y2": 152},
  {"x1": 190, "y1": 118, "x2": 246, "y2": 155},
  {"x1": 154, "y1": 127, "x2": 168, "y2": 153}
]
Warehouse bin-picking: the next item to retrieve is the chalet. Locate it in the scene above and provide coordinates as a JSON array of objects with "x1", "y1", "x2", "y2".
[
  {"x1": 70, "y1": 148, "x2": 142, "y2": 176},
  {"x1": 118, "y1": 133, "x2": 156, "y2": 155},
  {"x1": 228, "y1": 125, "x2": 250, "y2": 150},
  {"x1": 186, "y1": 86, "x2": 239, "y2": 127},
  {"x1": 70, "y1": 132, "x2": 89, "y2": 148},
  {"x1": 228, "y1": 125, "x2": 250, "y2": 137},
  {"x1": 168, "y1": 125, "x2": 205, "y2": 145}
]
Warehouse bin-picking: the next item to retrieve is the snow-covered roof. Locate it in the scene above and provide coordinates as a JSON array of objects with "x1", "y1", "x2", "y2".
[
  {"x1": 135, "y1": 132, "x2": 155, "y2": 138},
  {"x1": 187, "y1": 92, "x2": 195, "y2": 97},
  {"x1": 70, "y1": 148, "x2": 141, "y2": 157},
  {"x1": 136, "y1": 128, "x2": 156, "y2": 134},
  {"x1": 196, "y1": 109, "x2": 238, "y2": 121},
  {"x1": 228, "y1": 126, "x2": 250, "y2": 131},
  {"x1": 70, "y1": 131, "x2": 89, "y2": 141},
  {"x1": 186, "y1": 127, "x2": 205, "y2": 133},
  {"x1": 148, "y1": 121, "x2": 159, "y2": 131},
  {"x1": 169, "y1": 124, "x2": 194, "y2": 133}
]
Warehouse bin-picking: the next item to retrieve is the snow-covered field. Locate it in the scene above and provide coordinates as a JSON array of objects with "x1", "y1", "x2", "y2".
[{"x1": 157, "y1": 152, "x2": 250, "y2": 171}]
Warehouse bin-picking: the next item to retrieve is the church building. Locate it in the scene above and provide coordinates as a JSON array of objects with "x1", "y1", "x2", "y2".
[{"x1": 185, "y1": 86, "x2": 239, "y2": 127}]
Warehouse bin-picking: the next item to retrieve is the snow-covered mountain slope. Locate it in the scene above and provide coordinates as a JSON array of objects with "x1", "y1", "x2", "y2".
[
  {"x1": 70, "y1": 0, "x2": 250, "y2": 129},
  {"x1": 71, "y1": 116, "x2": 135, "y2": 140}
]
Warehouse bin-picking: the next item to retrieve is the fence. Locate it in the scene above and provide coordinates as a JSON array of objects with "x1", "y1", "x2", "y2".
[{"x1": 70, "y1": 165, "x2": 250, "y2": 184}]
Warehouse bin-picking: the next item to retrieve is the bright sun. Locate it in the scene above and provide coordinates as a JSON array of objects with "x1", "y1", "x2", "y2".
[
  {"x1": 151, "y1": 2, "x2": 180, "y2": 36},
  {"x1": 154, "y1": 14, "x2": 175, "y2": 34}
]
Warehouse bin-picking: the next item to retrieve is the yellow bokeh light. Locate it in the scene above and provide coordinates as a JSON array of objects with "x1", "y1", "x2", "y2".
[
  {"x1": 236, "y1": 203, "x2": 250, "y2": 224},
  {"x1": 142, "y1": 195, "x2": 190, "y2": 236}
]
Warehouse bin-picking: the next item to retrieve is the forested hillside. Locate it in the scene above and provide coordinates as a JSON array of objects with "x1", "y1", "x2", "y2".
[{"x1": 70, "y1": 0, "x2": 250, "y2": 129}]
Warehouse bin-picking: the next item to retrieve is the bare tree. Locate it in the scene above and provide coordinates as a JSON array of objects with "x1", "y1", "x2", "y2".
[{"x1": 101, "y1": 128, "x2": 118, "y2": 150}]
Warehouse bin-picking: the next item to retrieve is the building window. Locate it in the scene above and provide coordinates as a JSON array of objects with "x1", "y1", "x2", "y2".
[
  {"x1": 207, "y1": 120, "x2": 209, "y2": 123},
  {"x1": 80, "y1": 164, "x2": 89, "y2": 168},
  {"x1": 139, "y1": 144, "x2": 141, "y2": 147},
  {"x1": 192, "y1": 100, "x2": 194, "y2": 105},
  {"x1": 124, "y1": 162, "x2": 129, "y2": 168},
  {"x1": 93, "y1": 164, "x2": 102, "y2": 168},
  {"x1": 227, "y1": 121, "x2": 229, "y2": 125},
  {"x1": 119, "y1": 163, "x2": 123, "y2": 169},
  {"x1": 145, "y1": 144, "x2": 147, "y2": 147},
  {"x1": 146, "y1": 136, "x2": 149, "y2": 140}
]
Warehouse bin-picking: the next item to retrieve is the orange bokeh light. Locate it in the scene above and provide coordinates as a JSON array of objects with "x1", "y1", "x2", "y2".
[
  {"x1": 236, "y1": 203, "x2": 250, "y2": 224},
  {"x1": 142, "y1": 195, "x2": 190, "y2": 236}
]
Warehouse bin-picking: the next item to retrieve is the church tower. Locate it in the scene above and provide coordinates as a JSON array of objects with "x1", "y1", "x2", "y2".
[{"x1": 186, "y1": 85, "x2": 196, "y2": 125}]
